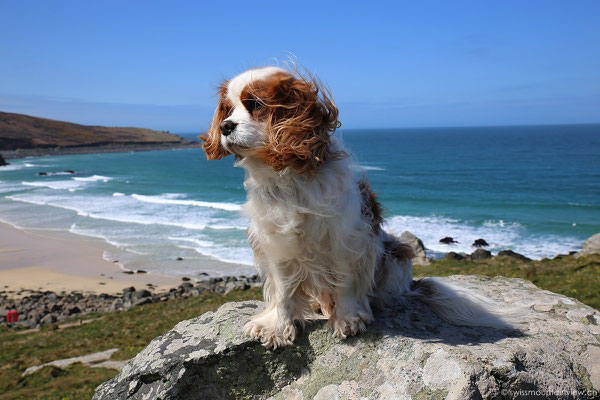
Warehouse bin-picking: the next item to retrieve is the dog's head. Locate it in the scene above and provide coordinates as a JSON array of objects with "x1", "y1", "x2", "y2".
[{"x1": 199, "y1": 67, "x2": 343, "y2": 176}]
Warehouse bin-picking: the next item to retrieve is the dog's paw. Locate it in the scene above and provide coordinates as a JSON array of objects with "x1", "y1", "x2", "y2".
[
  {"x1": 243, "y1": 314, "x2": 296, "y2": 349},
  {"x1": 328, "y1": 315, "x2": 367, "y2": 339},
  {"x1": 328, "y1": 307, "x2": 373, "y2": 339}
]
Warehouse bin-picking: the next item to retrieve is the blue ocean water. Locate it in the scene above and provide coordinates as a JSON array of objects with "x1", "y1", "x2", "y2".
[{"x1": 0, "y1": 124, "x2": 598, "y2": 277}]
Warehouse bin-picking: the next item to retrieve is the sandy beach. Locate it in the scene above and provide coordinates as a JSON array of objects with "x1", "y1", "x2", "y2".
[{"x1": 0, "y1": 222, "x2": 180, "y2": 296}]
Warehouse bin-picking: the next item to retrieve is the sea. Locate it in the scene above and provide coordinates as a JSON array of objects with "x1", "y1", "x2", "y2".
[{"x1": 1, "y1": 125, "x2": 599, "y2": 278}]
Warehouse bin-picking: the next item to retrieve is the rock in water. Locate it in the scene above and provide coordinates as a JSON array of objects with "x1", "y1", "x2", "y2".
[
  {"x1": 93, "y1": 276, "x2": 600, "y2": 400},
  {"x1": 0, "y1": 154, "x2": 8, "y2": 166},
  {"x1": 577, "y1": 233, "x2": 600, "y2": 258},
  {"x1": 439, "y1": 236, "x2": 458, "y2": 244},
  {"x1": 399, "y1": 231, "x2": 429, "y2": 266},
  {"x1": 472, "y1": 238, "x2": 489, "y2": 247}
]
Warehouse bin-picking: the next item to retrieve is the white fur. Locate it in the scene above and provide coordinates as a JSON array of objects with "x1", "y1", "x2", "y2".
[{"x1": 210, "y1": 68, "x2": 513, "y2": 348}]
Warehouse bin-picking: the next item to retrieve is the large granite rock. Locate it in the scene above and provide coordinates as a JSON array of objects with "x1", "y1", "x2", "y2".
[
  {"x1": 399, "y1": 231, "x2": 430, "y2": 266},
  {"x1": 94, "y1": 276, "x2": 600, "y2": 400},
  {"x1": 578, "y1": 233, "x2": 600, "y2": 258}
]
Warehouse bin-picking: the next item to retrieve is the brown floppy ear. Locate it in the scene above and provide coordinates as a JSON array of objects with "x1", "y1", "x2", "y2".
[
  {"x1": 253, "y1": 73, "x2": 344, "y2": 176},
  {"x1": 199, "y1": 81, "x2": 231, "y2": 160}
]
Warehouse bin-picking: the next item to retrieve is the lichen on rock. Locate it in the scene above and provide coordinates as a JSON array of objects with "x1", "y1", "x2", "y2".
[{"x1": 94, "y1": 275, "x2": 600, "y2": 400}]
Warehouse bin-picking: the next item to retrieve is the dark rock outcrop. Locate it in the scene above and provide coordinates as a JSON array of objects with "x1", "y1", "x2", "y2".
[
  {"x1": 470, "y1": 248, "x2": 492, "y2": 260},
  {"x1": 497, "y1": 250, "x2": 532, "y2": 262},
  {"x1": 472, "y1": 238, "x2": 489, "y2": 247},
  {"x1": 439, "y1": 236, "x2": 458, "y2": 244},
  {"x1": 0, "y1": 154, "x2": 8, "y2": 166},
  {"x1": 445, "y1": 251, "x2": 466, "y2": 260},
  {"x1": 93, "y1": 276, "x2": 600, "y2": 400}
]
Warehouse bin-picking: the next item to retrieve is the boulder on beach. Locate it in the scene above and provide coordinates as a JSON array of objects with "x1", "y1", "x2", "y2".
[
  {"x1": 93, "y1": 275, "x2": 600, "y2": 400},
  {"x1": 439, "y1": 236, "x2": 458, "y2": 244},
  {"x1": 470, "y1": 248, "x2": 492, "y2": 260},
  {"x1": 497, "y1": 249, "x2": 531, "y2": 262},
  {"x1": 577, "y1": 233, "x2": 600, "y2": 258},
  {"x1": 472, "y1": 238, "x2": 489, "y2": 247},
  {"x1": 444, "y1": 251, "x2": 466, "y2": 260},
  {"x1": 0, "y1": 154, "x2": 9, "y2": 166},
  {"x1": 399, "y1": 231, "x2": 429, "y2": 266}
]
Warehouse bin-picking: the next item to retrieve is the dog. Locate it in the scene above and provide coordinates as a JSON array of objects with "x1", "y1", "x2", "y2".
[{"x1": 200, "y1": 66, "x2": 510, "y2": 348}]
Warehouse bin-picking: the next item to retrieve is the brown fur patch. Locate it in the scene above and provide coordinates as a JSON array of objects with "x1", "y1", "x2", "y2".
[
  {"x1": 358, "y1": 178, "x2": 384, "y2": 234},
  {"x1": 246, "y1": 71, "x2": 346, "y2": 177},
  {"x1": 199, "y1": 81, "x2": 231, "y2": 159}
]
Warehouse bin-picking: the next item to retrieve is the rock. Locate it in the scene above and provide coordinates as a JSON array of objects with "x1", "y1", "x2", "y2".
[
  {"x1": 577, "y1": 233, "x2": 600, "y2": 258},
  {"x1": 131, "y1": 290, "x2": 152, "y2": 306},
  {"x1": 470, "y1": 248, "x2": 492, "y2": 260},
  {"x1": 64, "y1": 170, "x2": 75, "y2": 174},
  {"x1": 497, "y1": 249, "x2": 532, "y2": 262},
  {"x1": 444, "y1": 251, "x2": 465, "y2": 260},
  {"x1": 38, "y1": 171, "x2": 48, "y2": 176},
  {"x1": 224, "y1": 281, "x2": 249, "y2": 294},
  {"x1": 177, "y1": 257, "x2": 184, "y2": 261},
  {"x1": 93, "y1": 276, "x2": 600, "y2": 400},
  {"x1": 439, "y1": 236, "x2": 458, "y2": 244},
  {"x1": 40, "y1": 314, "x2": 57, "y2": 325},
  {"x1": 0, "y1": 154, "x2": 9, "y2": 166},
  {"x1": 399, "y1": 231, "x2": 429, "y2": 266},
  {"x1": 472, "y1": 238, "x2": 489, "y2": 247}
]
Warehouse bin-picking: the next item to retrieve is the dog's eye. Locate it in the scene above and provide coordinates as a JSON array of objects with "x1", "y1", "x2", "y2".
[{"x1": 243, "y1": 99, "x2": 263, "y2": 114}]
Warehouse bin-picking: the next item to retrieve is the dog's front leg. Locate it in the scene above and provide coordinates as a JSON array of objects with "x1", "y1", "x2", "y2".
[{"x1": 243, "y1": 272, "x2": 304, "y2": 349}]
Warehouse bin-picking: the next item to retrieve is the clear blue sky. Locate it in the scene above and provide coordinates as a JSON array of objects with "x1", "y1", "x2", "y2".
[{"x1": 1, "y1": 1, "x2": 599, "y2": 132}]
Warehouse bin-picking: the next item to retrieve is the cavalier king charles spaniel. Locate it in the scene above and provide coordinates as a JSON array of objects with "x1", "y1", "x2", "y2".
[{"x1": 200, "y1": 66, "x2": 510, "y2": 348}]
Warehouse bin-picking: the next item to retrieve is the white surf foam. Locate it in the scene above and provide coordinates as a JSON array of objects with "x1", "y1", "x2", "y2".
[
  {"x1": 21, "y1": 180, "x2": 85, "y2": 191},
  {"x1": 131, "y1": 193, "x2": 242, "y2": 211},
  {"x1": 169, "y1": 236, "x2": 254, "y2": 266},
  {"x1": 384, "y1": 214, "x2": 582, "y2": 259},
  {"x1": 73, "y1": 175, "x2": 113, "y2": 182}
]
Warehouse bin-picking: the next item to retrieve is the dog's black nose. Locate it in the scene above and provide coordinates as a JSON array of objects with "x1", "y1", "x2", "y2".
[{"x1": 220, "y1": 120, "x2": 237, "y2": 136}]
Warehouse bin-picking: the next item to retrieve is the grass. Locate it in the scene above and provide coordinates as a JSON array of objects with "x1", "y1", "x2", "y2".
[
  {"x1": 0, "y1": 254, "x2": 598, "y2": 399},
  {"x1": 414, "y1": 253, "x2": 600, "y2": 310},
  {"x1": 0, "y1": 288, "x2": 262, "y2": 400}
]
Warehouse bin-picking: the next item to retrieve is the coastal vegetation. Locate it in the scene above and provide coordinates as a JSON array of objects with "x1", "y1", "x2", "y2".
[
  {"x1": 0, "y1": 254, "x2": 598, "y2": 399},
  {"x1": 0, "y1": 111, "x2": 200, "y2": 158}
]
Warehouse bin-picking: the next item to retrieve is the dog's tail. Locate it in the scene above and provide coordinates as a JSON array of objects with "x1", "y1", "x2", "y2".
[{"x1": 409, "y1": 277, "x2": 519, "y2": 329}]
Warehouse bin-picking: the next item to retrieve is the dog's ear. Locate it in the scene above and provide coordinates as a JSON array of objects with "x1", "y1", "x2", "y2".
[
  {"x1": 253, "y1": 73, "x2": 344, "y2": 176},
  {"x1": 199, "y1": 81, "x2": 231, "y2": 160}
]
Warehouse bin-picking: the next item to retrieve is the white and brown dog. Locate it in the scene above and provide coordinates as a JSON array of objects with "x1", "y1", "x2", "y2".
[{"x1": 200, "y1": 66, "x2": 509, "y2": 348}]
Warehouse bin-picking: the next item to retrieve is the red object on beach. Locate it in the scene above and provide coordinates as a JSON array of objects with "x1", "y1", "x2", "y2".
[{"x1": 6, "y1": 310, "x2": 18, "y2": 323}]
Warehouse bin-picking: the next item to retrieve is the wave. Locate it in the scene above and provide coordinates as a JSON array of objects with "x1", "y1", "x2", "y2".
[
  {"x1": 73, "y1": 175, "x2": 113, "y2": 182},
  {"x1": 131, "y1": 193, "x2": 242, "y2": 211},
  {"x1": 6, "y1": 192, "x2": 248, "y2": 231},
  {"x1": 112, "y1": 192, "x2": 125, "y2": 197},
  {"x1": 0, "y1": 164, "x2": 35, "y2": 171},
  {"x1": 168, "y1": 236, "x2": 254, "y2": 266},
  {"x1": 384, "y1": 214, "x2": 581, "y2": 259},
  {"x1": 351, "y1": 164, "x2": 386, "y2": 172},
  {"x1": 21, "y1": 180, "x2": 85, "y2": 191}
]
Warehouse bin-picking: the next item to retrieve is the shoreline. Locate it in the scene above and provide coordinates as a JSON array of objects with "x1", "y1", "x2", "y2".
[
  {"x1": 1, "y1": 140, "x2": 202, "y2": 160},
  {"x1": 0, "y1": 221, "x2": 181, "y2": 296}
]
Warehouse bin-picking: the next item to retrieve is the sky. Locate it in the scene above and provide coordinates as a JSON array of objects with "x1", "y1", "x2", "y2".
[{"x1": 1, "y1": 1, "x2": 599, "y2": 132}]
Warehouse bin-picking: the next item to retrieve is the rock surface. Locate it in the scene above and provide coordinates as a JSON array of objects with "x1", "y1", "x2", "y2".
[
  {"x1": 578, "y1": 233, "x2": 600, "y2": 258},
  {"x1": 399, "y1": 231, "x2": 430, "y2": 266},
  {"x1": 94, "y1": 276, "x2": 600, "y2": 400}
]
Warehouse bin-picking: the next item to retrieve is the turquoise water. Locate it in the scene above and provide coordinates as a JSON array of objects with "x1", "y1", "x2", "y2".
[{"x1": 0, "y1": 124, "x2": 598, "y2": 277}]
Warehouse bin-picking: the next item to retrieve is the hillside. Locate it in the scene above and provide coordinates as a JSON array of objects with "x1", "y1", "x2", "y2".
[{"x1": 0, "y1": 111, "x2": 187, "y2": 150}]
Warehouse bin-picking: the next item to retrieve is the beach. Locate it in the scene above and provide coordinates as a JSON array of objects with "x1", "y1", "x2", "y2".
[{"x1": 0, "y1": 221, "x2": 180, "y2": 296}]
